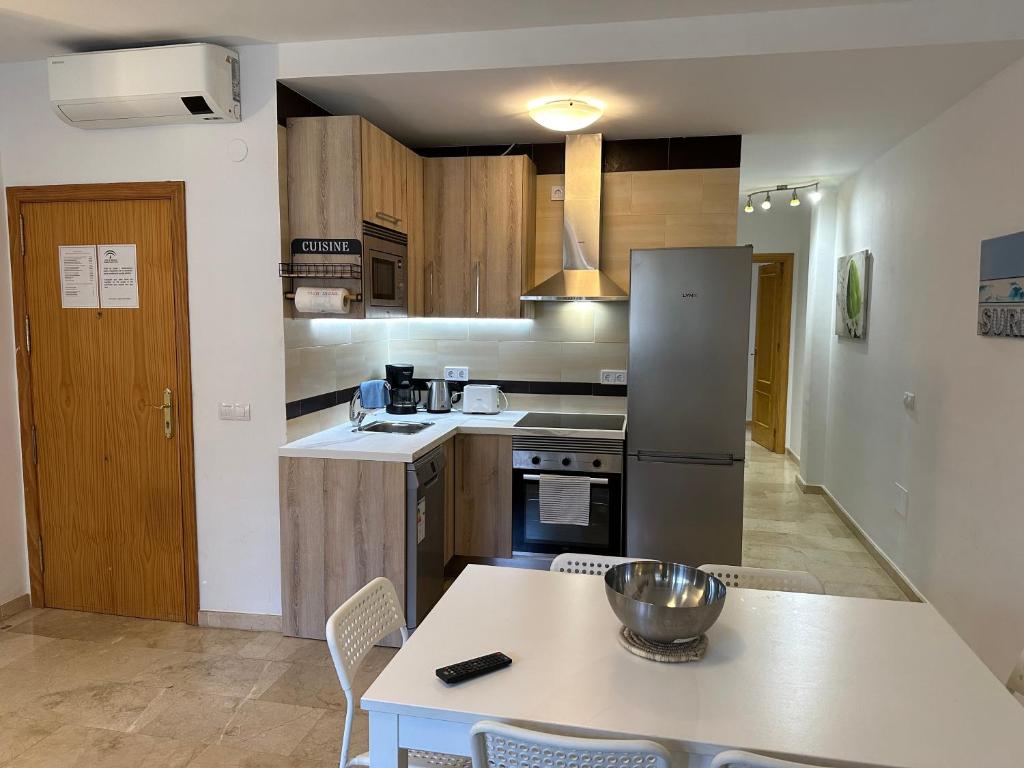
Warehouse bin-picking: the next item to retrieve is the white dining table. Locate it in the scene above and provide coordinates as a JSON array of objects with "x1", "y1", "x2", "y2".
[{"x1": 361, "y1": 565, "x2": 1024, "y2": 768}]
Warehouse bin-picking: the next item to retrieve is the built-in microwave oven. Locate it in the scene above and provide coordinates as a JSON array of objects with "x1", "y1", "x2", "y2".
[{"x1": 362, "y1": 222, "x2": 408, "y2": 319}]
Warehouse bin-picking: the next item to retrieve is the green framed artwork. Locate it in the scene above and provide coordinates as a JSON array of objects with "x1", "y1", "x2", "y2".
[{"x1": 836, "y1": 250, "x2": 870, "y2": 339}]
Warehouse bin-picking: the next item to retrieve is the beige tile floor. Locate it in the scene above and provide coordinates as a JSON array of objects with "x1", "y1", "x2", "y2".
[
  {"x1": 743, "y1": 438, "x2": 906, "y2": 601},
  {"x1": 0, "y1": 438, "x2": 903, "y2": 767},
  {"x1": 0, "y1": 607, "x2": 394, "y2": 767}
]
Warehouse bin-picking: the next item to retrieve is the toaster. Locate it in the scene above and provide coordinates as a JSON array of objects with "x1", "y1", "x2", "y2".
[{"x1": 457, "y1": 384, "x2": 507, "y2": 415}]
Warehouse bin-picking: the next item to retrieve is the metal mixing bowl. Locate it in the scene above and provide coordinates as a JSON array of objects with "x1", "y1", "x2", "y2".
[{"x1": 604, "y1": 561, "x2": 727, "y2": 643}]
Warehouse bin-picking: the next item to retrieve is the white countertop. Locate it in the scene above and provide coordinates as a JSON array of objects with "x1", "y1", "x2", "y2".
[
  {"x1": 279, "y1": 409, "x2": 626, "y2": 462},
  {"x1": 363, "y1": 565, "x2": 1024, "y2": 768}
]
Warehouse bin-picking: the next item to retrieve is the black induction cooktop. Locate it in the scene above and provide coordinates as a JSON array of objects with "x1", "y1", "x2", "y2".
[{"x1": 514, "y1": 412, "x2": 625, "y2": 430}]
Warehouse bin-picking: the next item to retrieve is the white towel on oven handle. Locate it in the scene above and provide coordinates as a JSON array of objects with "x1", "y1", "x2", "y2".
[{"x1": 538, "y1": 474, "x2": 591, "y2": 526}]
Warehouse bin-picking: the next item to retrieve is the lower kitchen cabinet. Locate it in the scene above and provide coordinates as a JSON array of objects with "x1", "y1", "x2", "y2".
[
  {"x1": 453, "y1": 434, "x2": 513, "y2": 558},
  {"x1": 279, "y1": 456, "x2": 406, "y2": 645}
]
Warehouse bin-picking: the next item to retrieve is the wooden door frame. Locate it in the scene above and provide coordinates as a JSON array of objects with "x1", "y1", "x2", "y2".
[
  {"x1": 5, "y1": 182, "x2": 199, "y2": 624},
  {"x1": 752, "y1": 252, "x2": 794, "y2": 454}
]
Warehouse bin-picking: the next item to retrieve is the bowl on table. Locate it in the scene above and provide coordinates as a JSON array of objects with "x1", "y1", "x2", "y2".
[{"x1": 604, "y1": 561, "x2": 727, "y2": 643}]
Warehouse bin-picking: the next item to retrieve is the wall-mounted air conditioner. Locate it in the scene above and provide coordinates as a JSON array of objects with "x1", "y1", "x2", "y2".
[{"x1": 48, "y1": 43, "x2": 240, "y2": 129}]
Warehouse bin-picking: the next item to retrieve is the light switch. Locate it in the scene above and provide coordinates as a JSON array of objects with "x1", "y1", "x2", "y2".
[
  {"x1": 219, "y1": 402, "x2": 251, "y2": 421},
  {"x1": 903, "y1": 392, "x2": 916, "y2": 411},
  {"x1": 894, "y1": 482, "x2": 909, "y2": 519},
  {"x1": 550, "y1": 185, "x2": 565, "y2": 201}
]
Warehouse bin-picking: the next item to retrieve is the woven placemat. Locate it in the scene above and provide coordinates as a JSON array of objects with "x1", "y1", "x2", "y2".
[{"x1": 618, "y1": 626, "x2": 708, "y2": 663}]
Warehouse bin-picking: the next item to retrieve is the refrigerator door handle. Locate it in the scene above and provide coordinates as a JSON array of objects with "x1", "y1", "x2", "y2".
[{"x1": 635, "y1": 450, "x2": 739, "y2": 466}]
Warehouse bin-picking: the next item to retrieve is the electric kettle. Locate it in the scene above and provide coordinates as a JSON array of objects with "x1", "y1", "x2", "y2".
[{"x1": 425, "y1": 380, "x2": 452, "y2": 414}]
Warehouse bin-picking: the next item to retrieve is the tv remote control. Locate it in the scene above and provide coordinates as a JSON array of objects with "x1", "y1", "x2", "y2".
[{"x1": 435, "y1": 652, "x2": 512, "y2": 685}]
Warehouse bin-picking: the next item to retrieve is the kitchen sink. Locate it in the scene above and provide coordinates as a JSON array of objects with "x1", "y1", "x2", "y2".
[{"x1": 359, "y1": 421, "x2": 434, "y2": 435}]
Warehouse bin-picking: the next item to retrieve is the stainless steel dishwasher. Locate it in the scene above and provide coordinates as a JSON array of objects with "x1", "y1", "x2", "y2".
[{"x1": 406, "y1": 444, "x2": 446, "y2": 629}]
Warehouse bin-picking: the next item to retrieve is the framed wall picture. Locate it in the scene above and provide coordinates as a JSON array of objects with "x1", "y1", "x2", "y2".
[
  {"x1": 836, "y1": 250, "x2": 871, "y2": 339},
  {"x1": 978, "y1": 231, "x2": 1024, "y2": 338}
]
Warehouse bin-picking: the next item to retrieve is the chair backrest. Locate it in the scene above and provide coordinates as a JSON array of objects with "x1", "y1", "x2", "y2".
[
  {"x1": 710, "y1": 750, "x2": 828, "y2": 768},
  {"x1": 326, "y1": 576, "x2": 408, "y2": 693},
  {"x1": 470, "y1": 721, "x2": 670, "y2": 768},
  {"x1": 550, "y1": 553, "x2": 638, "y2": 576},
  {"x1": 326, "y1": 577, "x2": 409, "y2": 768},
  {"x1": 699, "y1": 565, "x2": 825, "y2": 595},
  {"x1": 1008, "y1": 647, "x2": 1024, "y2": 697}
]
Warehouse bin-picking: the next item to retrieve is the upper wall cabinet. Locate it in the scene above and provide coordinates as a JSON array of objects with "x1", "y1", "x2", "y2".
[
  {"x1": 287, "y1": 116, "x2": 410, "y2": 240},
  {"x1": 361, "y1": 119, "x2": 409, "y2": 233},
  {"x1": 423, "y1": 154, "x2": 536, "y2": 318}
]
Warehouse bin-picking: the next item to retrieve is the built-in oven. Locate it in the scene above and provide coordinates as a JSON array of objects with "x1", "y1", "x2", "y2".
[
  {"x1": 512, "y1": 436, "x2": 624, "y2": 556},
  {"x1": 362, "y1": 222, "x2": 407, "y2": 318}
]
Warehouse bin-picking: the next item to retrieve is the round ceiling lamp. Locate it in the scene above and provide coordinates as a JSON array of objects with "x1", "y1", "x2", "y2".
[{"x1": 528, "y1": 98, "x2": 604, "y2": 132}]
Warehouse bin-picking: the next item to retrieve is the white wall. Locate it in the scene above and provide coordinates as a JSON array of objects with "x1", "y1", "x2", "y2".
[
  {"x1": 737, "y1": 204, "x2": 812, "y2": 457},
  {"x1": 0, "y1": 46, "x2": 287, "y2": 616},
  {"x1": 0, "y1": 153, "x2": 29, "y2": 607},
  {"x1": 806, "y1": 55, "x2": 1024, "y2": 677}
]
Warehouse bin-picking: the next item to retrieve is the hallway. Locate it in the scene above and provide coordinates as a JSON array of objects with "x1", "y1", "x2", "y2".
[{"x1": 743, "y1": 440, "x2": 908, "y2": 600}]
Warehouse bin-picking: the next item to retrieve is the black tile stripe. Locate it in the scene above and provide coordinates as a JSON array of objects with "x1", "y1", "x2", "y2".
[{"x1": 287, "y1": 380, "x2": 627, "y2": 420}]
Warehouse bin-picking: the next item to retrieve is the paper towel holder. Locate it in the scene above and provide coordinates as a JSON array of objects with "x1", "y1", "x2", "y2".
[{"x1": 279, "y1": 262, "x2": 362, "y2": 303}]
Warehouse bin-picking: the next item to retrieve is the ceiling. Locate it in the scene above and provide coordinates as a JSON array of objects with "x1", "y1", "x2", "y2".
[
  {"x1": 284, "y1": 41, "x2": 1024, "y2": 192},
  {"x1": 0, "y1": 0, "x2": 898, "y2": 63}
]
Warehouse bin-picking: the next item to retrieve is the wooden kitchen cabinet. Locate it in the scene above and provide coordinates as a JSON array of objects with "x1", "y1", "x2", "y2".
[
  {"x1": 405, "y1": 148, "x2": 425, "y2": 316},
  {"x1": 424, "y1": 155, "x2": 535, "y2": 318},
  {"x1": 469, "y1": 155, "x2": 536, "y2": 318},
  {"x1": 453, "y1": 434, "x2": 513, "y2": 558},
  {"x1": 287, "y1": 115, "x2": 409, "y2": 239},
  {"x1": 423, "y1": 157, "x2": 472, "y2": 317},
  {"x1": 361, "y1": 119, "x2": 408, "y2": 233},
  {"x1": 279, "y1": 456, "x2": 407, "y2": 645}
]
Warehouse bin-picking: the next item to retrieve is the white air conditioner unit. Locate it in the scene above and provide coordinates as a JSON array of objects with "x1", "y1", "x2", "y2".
[{"x1": 48, "y1": 43, "x2": 240, "y2": 129}]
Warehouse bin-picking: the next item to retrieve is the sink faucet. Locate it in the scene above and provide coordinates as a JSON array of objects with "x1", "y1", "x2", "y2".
[{"x1": 352, "y1": 411, "x2": 369, "y2": 431}]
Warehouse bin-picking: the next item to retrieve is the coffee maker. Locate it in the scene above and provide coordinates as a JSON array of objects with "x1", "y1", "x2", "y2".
[{"x1": 385, "y1": 363, "x2": 420, "y2": 415}]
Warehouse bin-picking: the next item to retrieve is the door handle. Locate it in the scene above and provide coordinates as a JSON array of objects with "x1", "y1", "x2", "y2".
[
  {"x1": 473, "y1": 263, "x2": 480, "y2": 316},
  {"x1": 148, "y1": 388, "x2": 173, "y2": 439},
  {"x1": 375, "y1": 211, "x2": 402, "y2": 226},
  {"x1": 522, "y1": 475, "x2": 609, "y2": 485}
]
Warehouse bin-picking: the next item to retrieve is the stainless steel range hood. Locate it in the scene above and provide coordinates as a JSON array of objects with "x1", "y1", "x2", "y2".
[{"x1": 521, "y1": 133, "x2": 628, "y2": 302}]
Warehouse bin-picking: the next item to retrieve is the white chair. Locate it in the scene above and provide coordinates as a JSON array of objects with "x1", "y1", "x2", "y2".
[
  {"x1": 1008, "y1": 647, "x2": 1024, "y2": 697},
  {"x1": 710, "y1": 750, "x2": 828, "y2": 768},
  {"x1": 326, "y1": 577, "x2": 470, "y2": 768},
  {"x1": 698, "y1": 564, "x2": 824, "y2": 595},
  {"x1": 470, "y1": 720, "x2": 671, "y2": 768},
  {"x1": 549, "y1": 553, "x2": 640, "y2": 575}
]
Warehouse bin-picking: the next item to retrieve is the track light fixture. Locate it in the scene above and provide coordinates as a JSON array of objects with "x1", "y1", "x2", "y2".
[{"x1": 742, "y1": 181, "x2": 822, "y2": 213}]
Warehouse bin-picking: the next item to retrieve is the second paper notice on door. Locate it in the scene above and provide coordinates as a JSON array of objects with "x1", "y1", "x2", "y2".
[{"x1": 99, "y1": 244, "x2": 139, "y2": 308}]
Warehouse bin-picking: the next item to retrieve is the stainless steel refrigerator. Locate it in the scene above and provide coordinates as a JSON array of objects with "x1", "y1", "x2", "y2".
[{"x1": 626, "y1": 246, "x2": 752, "y2": 566}]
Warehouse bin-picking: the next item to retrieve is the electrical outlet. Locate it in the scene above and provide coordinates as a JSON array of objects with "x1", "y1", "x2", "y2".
[
  {"x1": 894, "y1": 482, "x2": 909, "y2": 519},
  {"x1": 600, "y1": 369, "x2": 627, "y2": 385},
  {"x1": 550, "y1": 185, "x2": 565, "y2": 201},
  {"x1": 444, "y1": 366, "x2": 469, "y2": 382}
]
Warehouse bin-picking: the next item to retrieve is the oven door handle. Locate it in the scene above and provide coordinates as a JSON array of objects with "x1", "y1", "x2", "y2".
[{"x1": 522, "y1": 474, "x2": 609, "y2": 485}]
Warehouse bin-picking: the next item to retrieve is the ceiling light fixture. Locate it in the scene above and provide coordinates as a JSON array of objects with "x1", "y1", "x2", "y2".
[
  {"x1": 742, "y1": 182, "x2": 822, "y2": 213},
  {"x1": 528, "y1": 98, "x2": 604, "y2": 132}
]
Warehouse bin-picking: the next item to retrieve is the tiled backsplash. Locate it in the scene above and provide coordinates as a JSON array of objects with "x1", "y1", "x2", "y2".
[{"x1": 283, "y1": 303, "x2": 629, "y2": 404}]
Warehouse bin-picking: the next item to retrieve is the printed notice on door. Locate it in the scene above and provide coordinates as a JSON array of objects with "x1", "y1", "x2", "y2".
[
  {"x1": 98, "y1": 244, "x2": 139, "y2": 308},
  {"x1": 59, "y1": 245, "x2": 99, "y2": 308}
]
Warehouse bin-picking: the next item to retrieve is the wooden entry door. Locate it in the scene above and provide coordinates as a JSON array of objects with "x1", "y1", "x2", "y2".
[
  {"x1": 751, "y1": 254, "x2": 793, "y2": 454},
  {"x1": 7, "y1": 183, "x2": 197, "y2": 623}
]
